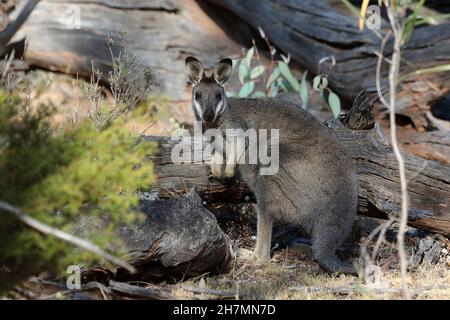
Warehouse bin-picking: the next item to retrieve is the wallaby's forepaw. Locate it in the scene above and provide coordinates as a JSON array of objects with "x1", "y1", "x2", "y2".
[
  {"x1": 237, "y1": 248, "x2": 271, "y2": 266},
  {"x1": 254, "y1": 249, "x2": 271, "y2": 265},
  {"x1": 211, "y1": 163, "x2": 223, "y2": 179},
  {"x1": 237, "y1": 248, "x2": 256, "y2": 262},
  {"x1": 211, "y1": 152, "x2": 225, "y2": 178},
  {"x1": 223, "y1": 164, "x2": 235, "y2": 179}
]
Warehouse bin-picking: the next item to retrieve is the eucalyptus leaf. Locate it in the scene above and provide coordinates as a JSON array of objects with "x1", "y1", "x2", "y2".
[
  {"x1": 245, "y1": 47, "x2": 255, "y2": 69},
  {"x1": 313, "y1": 75, "x2": 328, "y2": 91},
  {"x1": 226, "y1": 91, "x2": 236, "y2": 97},
  {"x1": 403, "y1": 0, "x2": 425, "y2": 44},
  {"x1": 250, "y1": 66, "x2": 266, "y2": 79},
  {"x1": 400, "y1": 63, "x2": 450, "y2": 80},
  {"x1": 277, "y1": 77, "x2": 290, "y2": 92},
  {"x1": 239, "y1": 81, "x2": 255, "y2": 97},
  {"x1": 266, "y1": 67, "x2": 281, "y2": 89},
  {"x1": 280, "y1": 53, "x2": 290, "y2": 64},
  {"x1": 278, "y1": 61, "x2": 300, "y2": 91},
  {"x1": 269, "y1": 82, "x2": 279, "y2": 97},
  {"x1": 328, "y1": 90, "x2": 341, "y2": 118},
  {"x1": 252, "y1": 91, "x2": 266, "y2": 98},
  {"x1": 258, "y1": 27, "x2": 266, "y2": 39},
  {"x1": 239, "y1": 62, "x2": 248, "y2": 84},
  {"x1": 300, "y1": 71, "x2": 308, "y2": 109}
]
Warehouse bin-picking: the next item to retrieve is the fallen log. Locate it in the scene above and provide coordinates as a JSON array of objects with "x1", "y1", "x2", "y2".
[
  {"x1": 11, "y1": 0, "x2": 245, "y2": 101},
  {"x1": 81, "y1": 189, "x2": 231, "y2": 283},
  {"x1": 204, "y1": 0, "x2": 450, "y2": 128},
  {"x1": 147, "y1": 95, "x2": 450, "y2": 237}
]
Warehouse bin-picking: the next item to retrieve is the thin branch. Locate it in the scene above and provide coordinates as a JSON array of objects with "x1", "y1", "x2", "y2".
[
  {"x1": 181, "y1": 285, "x2": 237, "y2": 298},
  {"x1": 108, "y1": 280, "x2": 177, "y2": 300},
  {"x1": 0, "y1": 0, "x2": 40, "y2": 55},
  {"x1": 375, "y1": 31, "x2": 392, "y2": 110},
  {"x1": 0, "y1": 200, "x2": 136, "y2": 274},
  {"x1": 385, "y1": 2, "x2": 410, "y2": 300}
]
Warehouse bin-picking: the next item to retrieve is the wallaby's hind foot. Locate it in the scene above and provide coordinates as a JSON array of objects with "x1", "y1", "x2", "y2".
[
  {"x1": 317, "y1": 255, "x2": 357, "y2": 275},
  {"x1": 313, "y1": 221, "x2": 357, "y2": 275},
  {"x1": 288, "y1": 237, "x2": 313, "y2": 257}
]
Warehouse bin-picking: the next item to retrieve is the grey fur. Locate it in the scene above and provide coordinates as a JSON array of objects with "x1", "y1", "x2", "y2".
[{"x1": 185, "y1": 57, "x2": 358, "y2": 274}]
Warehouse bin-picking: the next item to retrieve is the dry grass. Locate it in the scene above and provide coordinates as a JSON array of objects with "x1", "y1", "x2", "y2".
[
  {"x1": 172, "y1": 205, "x2": 450, "y2": 300},
  {"x1": 173, "y1": 245, "x2": 449, "y2": 300}
]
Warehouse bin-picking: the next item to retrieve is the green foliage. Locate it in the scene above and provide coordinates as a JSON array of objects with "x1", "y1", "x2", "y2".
[
  {"x1": 229, "y1": 31, "x2": 341, "y2": 117},
  {"x1": 312, "y1": 74, "x2": 341, "y2": 117},
  {"x1": 86, "y1": 32, "x2": 157, "y2": 130},
  {"x1": 402, "y1": 0, "x2": 426, "y2": 45},
  {"x1": 299, "y1": 71, "x2": 309, "y2": 109},
  {"x1": 0, "y1": 91, "x2": 156, "y2": 291}
]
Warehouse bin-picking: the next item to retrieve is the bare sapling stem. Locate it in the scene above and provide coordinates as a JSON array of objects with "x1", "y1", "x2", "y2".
[{"x1": 386, "y1": 2, "x2": 410, "y2": 300}]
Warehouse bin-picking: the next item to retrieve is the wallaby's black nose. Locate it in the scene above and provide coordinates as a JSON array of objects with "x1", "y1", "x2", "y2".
[{"x1": 203, "y1": 111, "x2": 215, "y2": 123}]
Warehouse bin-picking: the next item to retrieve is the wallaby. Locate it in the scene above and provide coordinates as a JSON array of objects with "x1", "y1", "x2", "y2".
[{"x1": 185, "y1": 56, "x2": 358, "y2": 274}]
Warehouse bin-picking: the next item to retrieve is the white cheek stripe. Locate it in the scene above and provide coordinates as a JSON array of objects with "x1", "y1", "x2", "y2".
[
  {"x1": 193, "y1": 100, "x2": 203, "y2": 121},
  {"x1": 214, "y1": 98, "x2": 226, "y2": 122}
]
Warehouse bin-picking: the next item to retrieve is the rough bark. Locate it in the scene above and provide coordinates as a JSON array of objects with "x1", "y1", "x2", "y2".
[
  {"x1": 82, "y1": 189, "x2": 231, "y2": 284},
  {"x1": 0, "y1": 0, "x2": 39, "y2": 56},
  {"x1": 11, "y1": 0, "x2": 244, "y2": 101}
]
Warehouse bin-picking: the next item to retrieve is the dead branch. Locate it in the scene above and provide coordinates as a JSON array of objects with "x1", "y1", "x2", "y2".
[
  {"x1": 0, "y1": 200, "x2": 136, "y2": 273},
  {"x1": 0, "y1": 0, "x2": 40, "y2": 56}
]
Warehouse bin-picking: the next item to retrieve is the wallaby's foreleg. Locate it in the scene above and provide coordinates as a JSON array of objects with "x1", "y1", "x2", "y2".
[
  {"x1": 223, "y1": 135, "x2": 237, "y2": 178},
  {"x1": 254, "y1": 210, "x2": 273, "y2": 263},
  {"x1": 223, "y1": 132, "x2": 247, "y2": 178},
  {"x1": 211, "y1": 150, "x2": 224, "y2": 178}
]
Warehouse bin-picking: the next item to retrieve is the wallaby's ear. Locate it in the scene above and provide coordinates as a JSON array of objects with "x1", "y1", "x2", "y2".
[
  {"x1": 214, "y1": 58, "x2": 233, "y2": 85},
  {"x1": 185, "y1": 56, "x2": 204, "y2": 85}
]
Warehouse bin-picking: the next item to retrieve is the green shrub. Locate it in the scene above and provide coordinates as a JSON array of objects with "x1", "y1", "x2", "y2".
[
  {"x1": 0, "y1": 91, "x2": 156, "y2": 291},
  {"x1": 228, "y1": 30, "x2": 342, "y2": 117}
]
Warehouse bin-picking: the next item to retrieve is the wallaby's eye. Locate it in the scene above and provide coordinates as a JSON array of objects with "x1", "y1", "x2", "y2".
[
  {"x1": 194, "y1": 92, "x2": 202, "y2": 100},
  {"x1": 215, "y1": 92, "x2": 222, "y2": 100}
]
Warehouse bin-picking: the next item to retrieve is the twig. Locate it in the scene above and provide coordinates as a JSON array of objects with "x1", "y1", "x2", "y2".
[
  {"x1": 36, "y1": 281, "x2": 112, "y2": 300},
  {"x1": 0, "y1": 0, "x2": 40, "y2": 55},
  {"x1": 288, "y1": 285, "x2": 445, "y2": 297},
  {"x1": 1, "y1": 49, "x2": 15, "y2": 79},
  {"x1": 108, "y1": 280, "x2": 177, "y2": 300},
  {"x1": 385, "y1": 2, "x2": 410, "y2": 300},
  {"x1": 0, "y1": 200, "x2": 136, "y2": 273},
  {"x1": 181, "y1": 285, "x2": 237, "y2": 299},
  {"x1": 375, "y1": 31, "x2": 391, "y2": 110}
]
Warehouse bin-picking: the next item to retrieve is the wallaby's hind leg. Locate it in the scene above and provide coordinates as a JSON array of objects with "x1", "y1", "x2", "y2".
[
  {"x1": 254, "y1": 209, "x2": 273, "y2": 263},
  {"x1": 312, "y1": 223, "x2": 357, "y2": 275}
]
